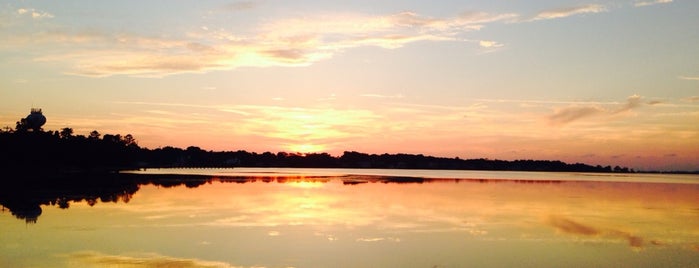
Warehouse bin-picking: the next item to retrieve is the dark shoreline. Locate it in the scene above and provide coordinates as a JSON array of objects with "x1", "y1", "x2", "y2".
[{"x1": 3, "y1": 128, "x2": 696, "y2": 176}]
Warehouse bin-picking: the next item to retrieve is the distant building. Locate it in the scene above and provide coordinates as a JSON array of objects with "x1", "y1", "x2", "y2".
[{"x1": 19, "y1": 108, "x2": 47, "y2": 132}]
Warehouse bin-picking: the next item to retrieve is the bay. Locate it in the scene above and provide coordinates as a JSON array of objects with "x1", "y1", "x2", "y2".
[{"x1": 1, "y1": 168, "x2": 698, "y2": 267}]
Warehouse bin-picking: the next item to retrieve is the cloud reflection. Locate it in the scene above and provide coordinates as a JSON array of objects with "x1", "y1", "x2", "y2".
[
  {"x1": 7, "y1": 173, "x2": 698, "y2": 256},
  {"x1": 547, "y1": 216, "x2": 599, "y2": 236},
  {"x1": 65, "y1": 251, "x2": 242, "y2": 268},
  {"x1": 356, "y1": 237, "x2": 401, "y2": 243},
  {"x1": 547, "y1": 215, "x2": 647, "y2": 249}
]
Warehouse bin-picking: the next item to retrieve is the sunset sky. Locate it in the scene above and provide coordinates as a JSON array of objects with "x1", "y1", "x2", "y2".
[{"x1": 1, "y1": 0, "x2": 698, "y2": 170}]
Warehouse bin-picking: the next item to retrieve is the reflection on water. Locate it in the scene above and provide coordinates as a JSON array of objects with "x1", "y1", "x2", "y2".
[{"x1": 1, "y1": 169, "x2": 698, "y2": 267}]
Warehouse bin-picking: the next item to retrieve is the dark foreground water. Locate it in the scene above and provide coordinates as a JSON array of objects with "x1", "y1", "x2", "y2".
[{"x1": 1, "y1": 168, "x2": 698, "y2": 267}]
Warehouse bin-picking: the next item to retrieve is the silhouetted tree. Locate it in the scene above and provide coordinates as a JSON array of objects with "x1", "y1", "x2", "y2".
[
  {"x1": 89, "y1": 130, "x2": 100, "y2": 140},
  {"x1": 102, "y1": 134, "x2": 122, "y2": 144},
  {"x1": 59, "y1": 128, "x2": 74, "y2": 139},
  {"x1": 123, "y1": 134, "x2": 137, "y2": 147},
  {"x1": 15, "y1": 119, "x2": 28, "y2": 132}
]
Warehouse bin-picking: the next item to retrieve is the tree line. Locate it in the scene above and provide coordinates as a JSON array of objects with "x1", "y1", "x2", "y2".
[
  {"x1": 0, "y1": 127, "x2": 140, "y2": 172},
  {"x1": 0, "y1": 125, "x2": 634, "y2": 173}
]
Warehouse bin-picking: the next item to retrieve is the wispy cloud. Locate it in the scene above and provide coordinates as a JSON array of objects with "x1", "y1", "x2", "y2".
[
  {"x1": 106, "y1": 99, "x2": 524, "y2": 154},
  {"x1": 267, "y1": 230, "x2": 280, "y2": 236},
  {"x1": 475, "y1": 39, "x2": 506, "y2": 54},
  {"x1": 112, "y1": 101, "x2": 382, "y2": 151},
  {"x1": 221, "y1": 1, "x2": 259, "y2": 12},
  {"x1": 25, "y1": 32, "x2": 234, "y2": 77},
  {"x1": 238, "y1": 105, "x2": 381, "y2": 145},
  {"x1": 548, "y1": 106, "x2": 604, "y2": 125},
  {"x1": 474, "y1": 98, "x2": 618, "y2": 105},
  {"x1": 614, "y1": 94, "x2": 643, "y2": 113},
  {"x1": 678, "y1": 76, "x2": 699, "y2": 81},
  {"x1": 529, "y1": 4, "x2": 606, "y2": 21},
  {"x1": 547, "y1": 95, "x2": 646, "y2": 125},
  {"x1": 254, "y1": 11, "x2": 515, "y2": 51},
  {"x1": 6, "y1": 10, "x2": 516, "y2": 77},
  {"x1": 478, "y1": 40, "x2": 504, "y2": 48},
  {"x1": 360, "y1": 93, "x2": 405, "y2": 99},
  {"x1": 634, "y1": 0, "x2": 673, "y2": 7},
  {"x1": 16, "y1": 8, "x2": 54, "y2": 19}
]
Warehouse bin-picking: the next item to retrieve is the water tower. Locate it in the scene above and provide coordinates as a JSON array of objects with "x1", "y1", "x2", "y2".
[{"x1": 24, "y1": 108, "x2": 46, "y2": 131}]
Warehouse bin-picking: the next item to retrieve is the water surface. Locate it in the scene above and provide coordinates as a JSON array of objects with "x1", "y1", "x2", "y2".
[{"x1": 2, "y1": 168, "x2": 698, "y2": 267}]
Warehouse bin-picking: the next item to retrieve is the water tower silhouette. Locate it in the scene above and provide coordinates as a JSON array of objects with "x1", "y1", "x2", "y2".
[{"x1": 24, "y1": 108, "x2": 46, "y2": 131}]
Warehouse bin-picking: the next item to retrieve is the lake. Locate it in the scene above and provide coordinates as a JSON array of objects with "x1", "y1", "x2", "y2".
[{"x1": 2, "y1": 168, "x2": 698, "y2": 267}]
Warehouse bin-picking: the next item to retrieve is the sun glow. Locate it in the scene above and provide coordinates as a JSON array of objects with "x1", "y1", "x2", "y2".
[
  {"x1": 287, "y1": 143, "x2": 326, "y2": 154},
  {"x1": 287, "y1": 180, "x2": 326, "y2": 189}
]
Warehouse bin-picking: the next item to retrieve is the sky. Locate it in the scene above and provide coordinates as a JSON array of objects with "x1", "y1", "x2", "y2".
[{"x1": 0, "y1": 0, "x2": 698, "y2": 171}]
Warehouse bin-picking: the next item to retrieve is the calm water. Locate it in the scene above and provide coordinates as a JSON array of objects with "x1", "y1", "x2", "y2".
[{"x1": 1, "y1": 168, "x2": 698, "y2": 267}]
